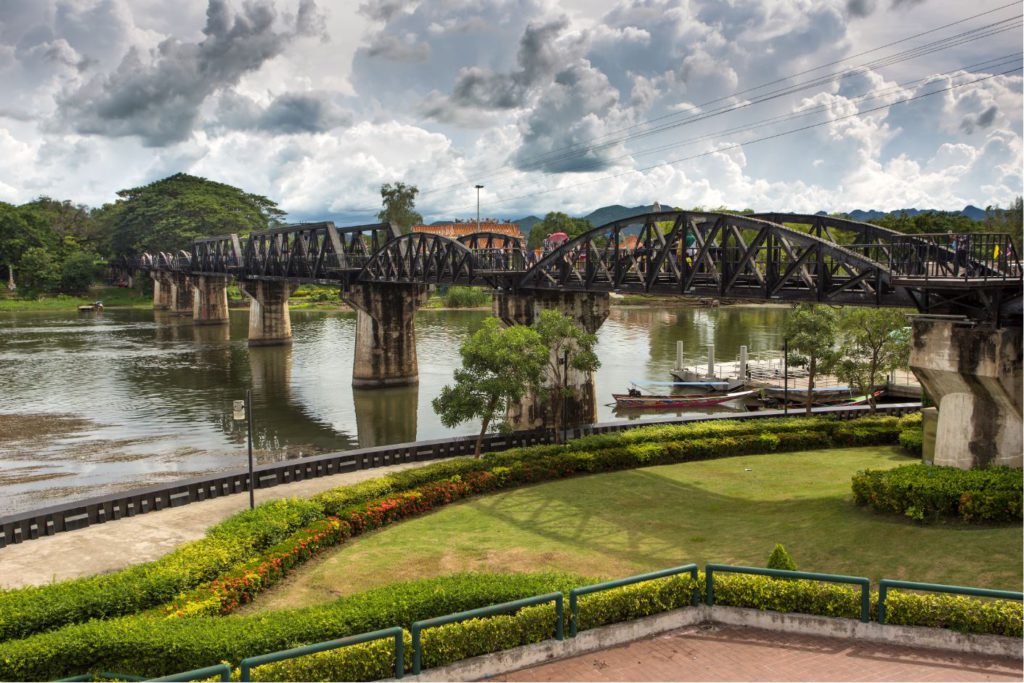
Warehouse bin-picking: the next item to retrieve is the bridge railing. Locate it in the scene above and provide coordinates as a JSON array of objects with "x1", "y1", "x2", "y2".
[{"x1": 885, "y1": 233, "x2": 1022, "y2": 282}]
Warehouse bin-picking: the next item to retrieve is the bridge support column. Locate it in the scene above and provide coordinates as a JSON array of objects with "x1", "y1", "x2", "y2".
[
  {"x1": 167, "y1": 272, "x2": 193, "y2": 316},
  {"x1": 909, "y1": 318, "x2": 1022, "y2": 469},
  {"x1": 240, "y1": 280, "x2": 298, "y2": 346},
  {"x1": 192, "y1": 275, "x2": 230, "y2": 325},
  {"x1": 494, "y1": 290, "x2": 610, "y2": 431},
  {"x1": 342, "y1": 283, "x2": 429, "y2": 387},
  {"x1": 151, "y1": 272, "x2": 172, "y2": 310}
]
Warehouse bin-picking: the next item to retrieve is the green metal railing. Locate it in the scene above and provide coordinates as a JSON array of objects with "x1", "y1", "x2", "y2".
[
  {"x1": 410, "y1": 592, "x2": 564, "y2": 675},
  {"x1": 59, "y1": 666, "x2": 232, "y2": 683},
  {"x1": 238, "y1": 627, "x2": 404, "y2": 681},
  {"x1": 151, "y1": 663, "x2": 233, "y2": 681},
  {"x1": 877, "y1": 579, "x2": 1024, "y2": 625},
  {"x1": 705, "y1": 564, "x2": 872, "y2": 623},
  {"x1": 569, "y1": 563, "x2": 699, "y2": 637}
]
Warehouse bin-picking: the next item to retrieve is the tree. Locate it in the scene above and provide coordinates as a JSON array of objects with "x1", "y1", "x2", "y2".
[
  {"x1": 0, "y1": 201, "x2": 57, "y2": 290},
  {"x1": 767, "y1": 543, "x2": 797, "y2": 571},
  {"x1": 782, "y1": 304, "x2": 838, "y2": 415},
  {"x1": 378, "y1": 182, "x2": 423, "y2": 234},
  {"x1": 532, "y1": 310, "x2": 601, "y2": 443},
  {"x1": 984, "y1": 196, "x2": 1023, "y2": 250},
  {"x1": 107, "y1": 173, "x2": 284, "y2": 257},
  {"x1": 18, "y1": 247, "x2": 60, "y2": 296},
  {"x1": 526, "y1": 212, "x2": 592, "y2": 249},
  {"x1": 432, "y1": 318, "x2": 548, "y2": 457},
  {"x1": 830, "y1": 308, "x2": 911, "y2": 413}
]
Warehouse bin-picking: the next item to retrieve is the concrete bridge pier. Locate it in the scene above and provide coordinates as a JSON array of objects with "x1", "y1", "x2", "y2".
[
  {"x1": 240, "y1": 280, "x2": 298, "y2": 346},
  {"x1": 168, "y1": 272, "x2": 194, "y2": 316},
  {"x1": 342, "y1": 283, "x2": 429, "y2": 387},
  {"x1": 494, "y1": 290, "x2": 611, "y2": 431},
  {"x1": 192, "y1": 275, "x2": 230, "y2": 325},
  {"x1": 151, "y1": 272, "x2": 172, "y2": 310},
  {"x1": 909, "y1": 318, "x2": 1022, "y2": 469}
]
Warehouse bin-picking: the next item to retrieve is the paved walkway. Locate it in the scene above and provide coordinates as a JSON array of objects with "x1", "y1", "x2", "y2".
[
  {"x1": 495, "y1": 625, "x2": 1023, "y2": 681},
  {"x1": 0, "y1": 459, "x2": 454, "y2": 588}
]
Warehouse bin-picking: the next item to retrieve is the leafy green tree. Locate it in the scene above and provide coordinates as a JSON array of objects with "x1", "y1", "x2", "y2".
[
  {"x1": 782, "y1": 304, "x2": 838, "y2": 415},
  {"x1": 984, "y1": 196, "x2": 1023, "y2": 249},
  {"x1": 432, "y1": 318, "x2": 548, "y2": 457},
  {"x1": 107, "y1": 173, "x2": 284, "y2": 257},
  {"x1": 526, "y1": 212, "x2": 592, "y2": 249},
  {"x1": 532, "y1": 310, "x2": 601, "y2": 442},
  {"x1": 767, "y1": 543, "x2": 797, "y2": 571},
  {"x1": 378, "y1": 182, "x2": 423, "y2": 235},
  {"x1": 0, "y1": 201, "x2": 57, "y2": 291},
  {"x1": 60, "y1": 252, "x2": 101, "y2": 295},
  {"x1": 18, "y1": 246, "x2": 61, "y2": 296},
  {"x1": 830, "y1": 308, "x2": 911, "y2": 414}
]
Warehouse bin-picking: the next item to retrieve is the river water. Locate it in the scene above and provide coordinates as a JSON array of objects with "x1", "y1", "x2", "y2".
[{"x1": 0, "y1": 305, "x2": 787, "y2": 515}]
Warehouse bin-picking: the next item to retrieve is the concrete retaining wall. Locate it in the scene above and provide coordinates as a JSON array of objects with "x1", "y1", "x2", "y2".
[{"x1": 397, "y1": 605, "x2": 1021, "y2": 681}]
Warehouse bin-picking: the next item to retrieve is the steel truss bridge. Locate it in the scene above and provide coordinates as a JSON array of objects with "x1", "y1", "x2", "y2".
[{"x1": 120, "y1": 211, "x2": 1022, "y2": 324}]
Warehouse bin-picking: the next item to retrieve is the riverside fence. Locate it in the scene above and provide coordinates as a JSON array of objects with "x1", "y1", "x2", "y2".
[{"x1": 0, "y1": 402, "x2": 920, "y2": 548}]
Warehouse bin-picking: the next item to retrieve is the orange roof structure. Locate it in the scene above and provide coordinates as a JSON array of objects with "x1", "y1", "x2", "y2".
[{"x1": 413, "y1": 221, "x2": 524, "y2": 243}]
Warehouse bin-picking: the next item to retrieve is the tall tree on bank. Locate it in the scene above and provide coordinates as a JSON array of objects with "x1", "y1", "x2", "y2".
[
  {"x1": 378, "y1": 182, "x2": 423, "y2": 235},
  {"x1": 101, "y1": 173, "x2": 284, "y2": 257},
  {"x1": 432, "y1": 319, "x2": 548, "y2": 457},
  {"x1": 532, "y1": 310, "x2": 601, "y2": 443},
  {"x1": 831, "y1": 308, "x2": 911, "y2": 414},
  {"x1": 526, "y1": 212, "x2": 592, "y2": 249},
  {"x1": 782, "y1": 304, "x2": 838, "y2": 415}
]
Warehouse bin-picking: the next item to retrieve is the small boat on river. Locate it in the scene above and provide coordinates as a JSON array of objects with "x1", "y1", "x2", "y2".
[
  {"x1": 77, "y1": 301, "x2": 104, "y2": 313},
  {"x1": 613, "y1": 389, "x2": 758, "y2": 410}
]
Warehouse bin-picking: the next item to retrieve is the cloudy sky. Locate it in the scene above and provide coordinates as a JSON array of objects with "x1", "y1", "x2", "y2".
[{"x1": 0, "y1": 0, "x2": 1021, "y2": 223}]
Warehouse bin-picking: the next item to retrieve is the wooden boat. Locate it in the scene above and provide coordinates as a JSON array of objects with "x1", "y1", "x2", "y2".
[
  {"x1": 613, "y1": 389, "x2": 757, "y2": 409},
  {"x1": 839, "y1": 390, "x2": 885, "y2": 406},
  {"x1": 77, "y1": 302, "x2": 104, "y2": 313},
  {"x1": 763, "y1": 385, "x2": 851, "y2": 404}
]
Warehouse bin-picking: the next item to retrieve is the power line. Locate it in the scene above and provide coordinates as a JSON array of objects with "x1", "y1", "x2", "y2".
[
  {"x1": 416, "y1": 3, "x2": 1022, "y2": 198},
  {"x1": 451, "y1": 66, "x2": 1021, "y2": 213}
]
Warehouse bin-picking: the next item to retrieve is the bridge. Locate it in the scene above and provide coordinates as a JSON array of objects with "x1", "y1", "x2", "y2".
[{"x1": 114, "y1": 211, "x2": 1023, "y2": 469}]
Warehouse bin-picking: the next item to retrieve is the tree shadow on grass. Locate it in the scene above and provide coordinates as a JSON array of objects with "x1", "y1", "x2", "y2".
[{"x1": 461, "y1": 464, "x2": 1022, "y2": 587}]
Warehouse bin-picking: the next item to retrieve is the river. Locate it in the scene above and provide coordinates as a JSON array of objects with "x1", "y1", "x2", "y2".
[{"x1": 0, "y1": 304, "x2": 787, "y2": 515}]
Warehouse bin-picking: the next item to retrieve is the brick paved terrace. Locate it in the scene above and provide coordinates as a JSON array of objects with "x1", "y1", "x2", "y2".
[{"x1": 493, "y1": 624, "x2": 1023, "y2": 682}]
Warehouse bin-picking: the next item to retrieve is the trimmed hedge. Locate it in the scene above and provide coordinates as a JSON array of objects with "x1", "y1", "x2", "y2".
[
  {"x1": 0, "y1": 498, "x2": 322, "y2": 642},
  {"x1": 897, "y1": 413, "x2": 923, "y2": 457},
  {"x1": 167, "y1": 420, "x2": 903, "y2": 618},
  {"x1": 0, "y1": 573, "x2": 587, "y2": 682},
  {"x1": 3, "y1": 568, "x2": 1018, "y2": 682},
  {"x1": 1, "y1": 415, "x2": 905, "y2": 642},
  {"x1": 851, "y1": 464, "x2": 1023, "y2": 523},
  {"x1": 885, "y1": 590, "x2": 1023, "y2": 637}
]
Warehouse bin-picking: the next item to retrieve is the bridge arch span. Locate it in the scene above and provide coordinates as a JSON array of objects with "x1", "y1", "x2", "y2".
[{"x1": 356, "y1": 231, "x2": 507, "y2": 287}]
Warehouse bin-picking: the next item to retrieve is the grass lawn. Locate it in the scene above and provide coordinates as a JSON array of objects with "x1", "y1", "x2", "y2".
[{"x1": 243, "y1": 446, "x2": 1023, "y2": 614}]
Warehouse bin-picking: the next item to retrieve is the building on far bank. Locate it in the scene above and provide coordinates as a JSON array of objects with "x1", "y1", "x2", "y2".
[{"x1": 413, "y1": 220, "x2": 525, "y2": 245}]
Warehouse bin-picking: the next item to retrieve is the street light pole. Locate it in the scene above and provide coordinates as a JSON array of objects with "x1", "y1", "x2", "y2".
[
  {"x1": 233, "y1": 392, "x2": 256, "y2": 510},
  {"x1": 475, "y1": 184, "x2": 484, "y2": 233},
  {"x1": 782, "y1": 338, "x2": 789, "y2": 416},
  {"x1": 562, "y1": 349, "x2": 569, "y2": 444}
]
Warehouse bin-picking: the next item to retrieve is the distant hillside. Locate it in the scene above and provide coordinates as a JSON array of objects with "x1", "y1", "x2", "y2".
[
  {"x1": 844, "y1": 205, "x2": 986, "y2": 222},
  {"x1": 512, "y1": 215, "x2": 542, "y2": 236}
]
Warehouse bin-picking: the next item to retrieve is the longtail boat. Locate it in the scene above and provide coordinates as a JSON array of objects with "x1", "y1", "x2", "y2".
[{"x1": 612, "y1": 389, "x2": 758, "y2": 410}]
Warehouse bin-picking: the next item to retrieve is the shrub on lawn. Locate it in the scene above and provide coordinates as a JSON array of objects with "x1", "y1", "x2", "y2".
[
  {"x1": 896, "y1": 412, "x2": 923, "y2": 456},
  {"x1": 767, "y1": 544, "x2": 797, "y2": 571},
  {"x1": 851, "y1": 464, "x2": 1022, "y2": 523}
]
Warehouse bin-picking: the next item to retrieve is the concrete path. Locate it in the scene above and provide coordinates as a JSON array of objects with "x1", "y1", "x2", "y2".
[
  {"x1": 495, "y1": 625, "x2": 1022, "y2": 681},
  {"x1": 0, "y1": 459, "x2": 454, "y2": 589}
]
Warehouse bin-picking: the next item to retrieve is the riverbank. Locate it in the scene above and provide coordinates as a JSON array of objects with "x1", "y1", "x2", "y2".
[{"x1": 0, "y1": 286, "x2": 150, "y2": 312}]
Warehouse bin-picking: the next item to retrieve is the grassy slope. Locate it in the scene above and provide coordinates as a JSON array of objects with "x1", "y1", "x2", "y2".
[{"x1": 245, "y1": 446, "x2": 1022, "y2": 613}]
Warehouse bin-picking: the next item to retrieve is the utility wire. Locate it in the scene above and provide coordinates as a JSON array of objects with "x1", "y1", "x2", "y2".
[
  {"x1": 416, "y1": 3, "x2": 1023, "y2": 198},
  {"x1": 446, "y1": 66, "x2": 1022, "y2": 213}
]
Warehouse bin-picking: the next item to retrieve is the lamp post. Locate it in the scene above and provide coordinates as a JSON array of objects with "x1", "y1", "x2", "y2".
[
  {"x1": 562, "y1": 349, "x2": 569, "y2": 444},
  {"x1": 233, "y1": 391, "x2": 255, "y2": 509},
  {"x1": 782, "y1": 338, "x2": 789, "y2": 416},
  {"x1": 475, "y1": 184, "x2": 484, "y2": 233}
]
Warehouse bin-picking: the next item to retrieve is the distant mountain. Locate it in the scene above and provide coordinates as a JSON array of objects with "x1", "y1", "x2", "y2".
[
  {"x1": 582, "y1": 204, "x2": 665, "y2": 227},
  {"x1": 844, "y1": 206, "x2": 987, "y2": 222},
  {"x1": 512, "y1": 215, "x2": 542, "y2": 235}
]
